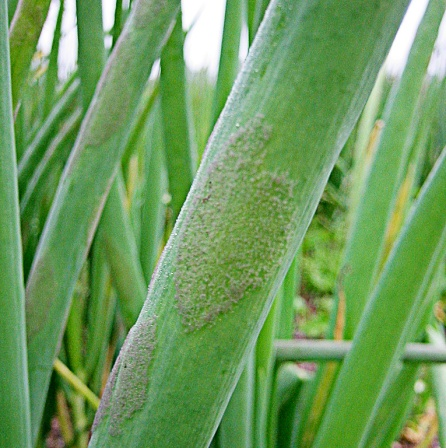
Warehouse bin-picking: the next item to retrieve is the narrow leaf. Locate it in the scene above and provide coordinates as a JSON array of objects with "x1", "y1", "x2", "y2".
[
  {"x1": 9, "y1": 0, "x2": 52, "y2": 106},
  {"x1": 340, "y1": 0, "x2": 445, "y2": 338},
  {"x1": 160, "y1": 9, "x2": 196, "y2": 222},
  {"x1": 212, "y1": 0, "x2": 243, "y2": 126},
  {"x1": 0, "y1": 0, "x2": 31, "y2": 444},
  {"x1": 314, "y1": 148, "x2": 446, "y2": 448},
  {"x1": 24, "y1": 1, "x2": 180, "y2": 441}
]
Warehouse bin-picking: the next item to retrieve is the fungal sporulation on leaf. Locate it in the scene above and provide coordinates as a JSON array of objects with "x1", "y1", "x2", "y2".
[
  {"x1": 174, "y1": 114, "x2": 296, "y2": 331},
  {"x1": 92, "y1": 317, "x2": 157, "y2": 436}
]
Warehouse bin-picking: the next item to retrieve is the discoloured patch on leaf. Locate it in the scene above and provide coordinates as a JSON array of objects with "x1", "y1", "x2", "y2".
[
  {"x1": 174, "y1": 114, "x2": 296, "y2": 331},
  {"x1": 25, "y1": 258, "x2": 57, "y2": 341},
  {"x1": 92, "y1": 317, "x2": 157, "y2": 436}
]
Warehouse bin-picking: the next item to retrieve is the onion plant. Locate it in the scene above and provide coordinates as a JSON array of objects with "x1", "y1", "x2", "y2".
[
  {"x1": 1, "y1": 0, "x2": 445, "y2": 446},
  {"x1": 0, "y1": 0, "x2": 31, "y2": 446}
]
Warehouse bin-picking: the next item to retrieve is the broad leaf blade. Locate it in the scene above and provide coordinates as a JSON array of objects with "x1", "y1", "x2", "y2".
[{"x1": 89, "y1": 1, "x2": 410, "y2": 446}]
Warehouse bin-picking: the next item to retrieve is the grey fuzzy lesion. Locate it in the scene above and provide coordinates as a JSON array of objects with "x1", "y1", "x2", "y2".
[
  {"x1": 174, "y1": 114, "x2": 296, "y2": 331},
  {"x1": 92, "y1": 316, "x2": 157, "y2": 436}
]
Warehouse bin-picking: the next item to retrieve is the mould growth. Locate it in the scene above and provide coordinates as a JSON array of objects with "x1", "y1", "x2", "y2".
[
  {"x1": 92, "y1": 317, "x2": 157, "y2": 436},
  {"x1": 174, "y1": 114, "x2": 296, "y2": 331}
]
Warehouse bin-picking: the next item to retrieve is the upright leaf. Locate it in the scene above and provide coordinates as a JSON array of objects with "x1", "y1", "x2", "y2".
[
  {"x1": 340, "y1": 0, "x2": 445, "y2": 338},
  {"x1": 0, "y1": 0, "x2": 31, "y2": 444},
  {"x1": 9, "y1": 0, "x2": 52, "y2": 106},
  {"x1": 42, "y1": 0, "x2": 64, "y2": 117},
  {"x1": 24, "y1": 0, "x2": 180, "y2": 441},
  {"x1": 90, "y1": 1, "x2": 410, "y2": 445},
  {"x1": 160, "y1": 9, "x2": 196, "y2": 223},
  {"x1": 99, "y1": 175, "x2": 147, "y2": 328},
  {"x1": 211, "y1": 0, "x2": 243, "y2": 127},
  {"x1": 428, "y1": 322, "x2": 446, "y2": 448},
  {"x1": 293, "y1": 6, "x2": 445, "y2": 443},
  {"x1": 76, "y1": 0, "x2": 106, "y2": 111},
  {"x1": 314, "y1": 148, "x2": 446, "y2": 448},
  {"x1": 139, "y1": 100, "x2": 168, "y2": 282}
]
